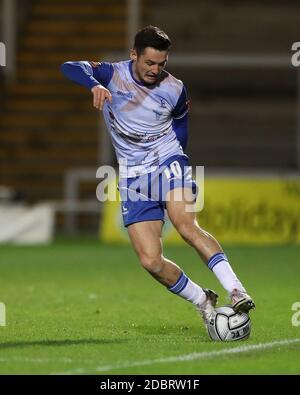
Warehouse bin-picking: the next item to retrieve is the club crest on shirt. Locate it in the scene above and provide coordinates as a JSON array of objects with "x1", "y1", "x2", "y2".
[{"x1": 159, "y1": 98, "x2": 167, "y2": 108}]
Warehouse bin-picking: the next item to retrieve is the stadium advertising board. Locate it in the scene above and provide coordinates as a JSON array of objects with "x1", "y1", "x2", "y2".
[{"x1": 100, "y1": 178, "x2": 300, "y2": 245}]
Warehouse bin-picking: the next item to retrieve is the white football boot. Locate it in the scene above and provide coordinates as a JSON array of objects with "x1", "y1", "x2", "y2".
[
  {"x1": 230, "y1": 289, "x2": 255, "y2": 313},
  {"x1": 197, "y1": 289, "x2": 218, "y2": 325}
]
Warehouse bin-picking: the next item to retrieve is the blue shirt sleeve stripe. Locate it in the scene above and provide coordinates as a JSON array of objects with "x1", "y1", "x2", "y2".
[
  {"x1": 172, "y1": 85, "x2": 189, "y2": 119},
  {"x1": 91, "y1": 61, "x2": 114, "y2": 88},
  {"x1": 172, "y1": 113, "x2": 188, "y2": 151}
]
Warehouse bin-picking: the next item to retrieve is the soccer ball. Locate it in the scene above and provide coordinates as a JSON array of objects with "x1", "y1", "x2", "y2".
[{"x1": 206, "y1": 305, "x2": 251, "y2": 342}]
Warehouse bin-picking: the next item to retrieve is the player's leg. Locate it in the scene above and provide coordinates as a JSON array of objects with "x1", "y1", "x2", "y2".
[
  {"x1": 166, "y1": 188, "x2": 255, "y2": 313},
  {"x1": 127, "y1": 220, "x2": 180, "y2": 286},
  {"x1": 127, "y1": 219, "x2": 218, "y2": 322}
]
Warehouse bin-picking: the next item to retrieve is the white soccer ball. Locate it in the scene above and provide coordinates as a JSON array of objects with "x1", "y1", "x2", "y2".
[{"x1": 206, "y1": 305, "x2": 251, "y2": 342}]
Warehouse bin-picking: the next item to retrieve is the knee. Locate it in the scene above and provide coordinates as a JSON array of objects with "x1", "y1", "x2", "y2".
[{"x1": 138, "y1": 252, "x2": 163, "y2": 274}]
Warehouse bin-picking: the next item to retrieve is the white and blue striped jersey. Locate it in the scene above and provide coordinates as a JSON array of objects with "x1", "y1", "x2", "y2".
[{"x1": 61, "y1": 60, "x2": 189, "y2": 178}]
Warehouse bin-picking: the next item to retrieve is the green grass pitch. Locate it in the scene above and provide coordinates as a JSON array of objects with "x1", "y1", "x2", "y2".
[{"x1": 0, "y1": 239, "x2": 299, "y2": 374}]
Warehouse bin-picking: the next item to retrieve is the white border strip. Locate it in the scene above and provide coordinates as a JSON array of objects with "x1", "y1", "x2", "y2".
[{"x1": 52, "y1": 338, "x2": 300, "y2": 375}]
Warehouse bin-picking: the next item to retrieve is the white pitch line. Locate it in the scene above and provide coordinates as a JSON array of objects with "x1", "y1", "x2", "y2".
[
  {"x1": 52, "y1": 337, "x2": 300, "y2": 375},
  {"x1": 0, "y1": 356, "x2": 51, "y2": 364},
  {"x1": 0, "y1": 356, "x2": 95, "y2": 365}
]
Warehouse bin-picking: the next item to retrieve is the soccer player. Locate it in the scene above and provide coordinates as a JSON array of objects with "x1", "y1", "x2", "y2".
[{"x1": 61, "y1": 26, "x2": 255, "y2": 325}]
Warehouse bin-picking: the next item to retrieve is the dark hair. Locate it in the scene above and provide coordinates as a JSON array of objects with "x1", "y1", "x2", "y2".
[{"x1": 133, "y1": 25, "x2": 171, "y2": 56}]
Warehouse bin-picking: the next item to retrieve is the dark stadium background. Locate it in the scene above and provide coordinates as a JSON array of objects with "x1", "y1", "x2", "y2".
[
  {"x1": 0, "y1": 0, "x2": 299, "y2": 376},
  {"x1": 0, "y1": 0, "x2": 299, "y2": 236}
]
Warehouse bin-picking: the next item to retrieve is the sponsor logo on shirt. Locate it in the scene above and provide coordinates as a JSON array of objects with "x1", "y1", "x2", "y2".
[{"x1": 116, "y1": 90, "x2": 134, "y2": 99}]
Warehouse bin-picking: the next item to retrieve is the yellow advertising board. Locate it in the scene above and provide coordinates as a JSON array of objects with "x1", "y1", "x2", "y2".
[{"x1": 100, "y1": 178, "x2": 300, "y2": 245}]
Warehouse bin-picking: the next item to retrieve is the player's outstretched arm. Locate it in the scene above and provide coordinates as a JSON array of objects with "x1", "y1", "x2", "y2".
[
  {"x1": 60, "y1": 61, "x2": 101, "y2": 90},
  {"x1": 61, "y1": 61, "x2": 113, "y2": 110}
]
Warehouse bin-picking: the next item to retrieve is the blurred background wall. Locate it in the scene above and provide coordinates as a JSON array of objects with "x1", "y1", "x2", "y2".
[{"x1": 0, "y1": 0, "x2": 299, "y2": 237}]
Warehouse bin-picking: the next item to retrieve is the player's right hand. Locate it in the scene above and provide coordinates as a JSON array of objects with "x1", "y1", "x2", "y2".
[{"x1": 91, "y1": 85, "x2": 112, "y2": 111}]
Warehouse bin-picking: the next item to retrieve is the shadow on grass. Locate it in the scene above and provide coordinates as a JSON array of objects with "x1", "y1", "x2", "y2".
[
  {"x1": 132, "y1": 324, "x2": 210, "y2": 341},
  {"x1": 0, "y1": 338, "x2": 128, "y2": 349}
]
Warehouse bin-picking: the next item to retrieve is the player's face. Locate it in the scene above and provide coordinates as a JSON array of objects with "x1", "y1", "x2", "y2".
[{"x1": 131, "y1": 47, "x2": 168, "y2": 85}]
